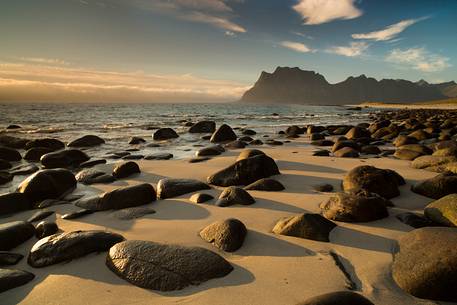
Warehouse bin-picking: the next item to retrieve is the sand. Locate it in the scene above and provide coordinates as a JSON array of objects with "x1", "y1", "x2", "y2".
[{"x1": 1, "y1": 145, "x2": 446, "y2": 305}]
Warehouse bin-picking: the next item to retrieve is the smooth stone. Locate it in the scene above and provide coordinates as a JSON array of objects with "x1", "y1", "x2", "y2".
[
  {"x1": 296, "y1": 291, "x2": 374, "y2": 305},
  {"x1": 106, "y1": 240, "x2": 233, "y2": 291},
  {"x1": 35, "y1": 221, "x2": 58, "y2": 239},
  {"x1": 76, "y1": 169, "x2": 115, "y2": 185},
  {"x1": 392, "y1": 227, "x2": 457, "y2": 302},
  {"x1": 189, "y1": 121, "x2": 216, "y2": 133},
  {"x1": 27, "y1": 210, "x2": 54, "y2": 222},
  {"x1": 396, "y1": 212, "x2": 436, "y2": 228},
  {"x1": 122, "y1": 154, "x2": 144, "y2": 160},
  {"x1": 394, "y1": 149, "x2": 423, "y2": 160},
  {"x1": 61, "y1": 209, "x2": 94, "y2": 220},
  {"x1": 361, "y1": 145, "x2": 381, "y2": 155},
  {"x1": 0, "y1": 221, "x2": 35, "y2": 251},
  {"x1": 242, "y1": 129, "x2": 257, "y2": 136},
  {"x1": 224, "y1": 140, "x2": 246, "y2": 149},
  {"x1": 128, "y1": 137, "x2": 146, "y2": 145},
  {"x1": 0, "y1": 135, "x2": 29, "y2": 149},
  {"x1": 112, "y1": 161, "x2": 140, "y2": 178},
  {"x1": 153, "y1": 128, "x2": 179, "y2": 140},
  {"x1": 393, "y1": 135, "x2": 418, "y2": 147},
  {"x1": 412, "y1": 173, "x2": 457, "y2": 199},
  {"x1": 0, "y1": 269, "x2": 35, "y2": 293},
  {"x1": 313, "y1": 183, "x2": 334, "y2": 192},
  {"x1": 196, "y1": 145, "x2": 224, "y2": 157},
  {"x1": 249, "y1": 139, "x2": 263, "y2": 145},
  {"x1": 433, "y1": 147, "x2": 457, "y2": 157},
  {"x1": 210, "y1": 124, "x2": 237, "y2": 143},
  {"x1": 6, "y1": 124, "x2": 21, "y2": 129},
  {"x1": 111, "y1": 207, "x2": 156, "y2": 220},
  {"x1": 411, "y1": 155, "x2": 457, "y2": 170},
  {"x1": 28, "y1": 230, "x2": 125, "y2": 267},
  {"x1": 331, "y1": 140, "x2": 360, "y2": 153},
  {"x1": 157, "y1": 178, "x2": 210, "y2": 199},
  {"x1": 144, "y1": 153, "x2": 173, "y2": 160},
  {"x1": 189, "y1": 193, "x2": 214, "y2": 203},
  {"x1": 199, "y1": 219, "x2": 247, "y2": 252},
  {"x1": 79, "y1": 159, "x2": 107, "y2": 168},
  {"x1": 272, "y1": 213, "x2": 336, "y2": 242},
  {"x1": 236, "y1": 149, "x2": 265, "y2": 161},
  {"x1": 244, "y1": 178, "x2": 285, "y2": 191},
  {"x1": 188, "y1": 157, "x2": 211, "y2": 163},
  {"x1": 25, "y1": 138, "x2": 64, "y2": 151},
  {"x1": 0, "y1": 252, "x2": 24, "y2": 266},
  {"x1": 0, "y1": 147, "x2": 22, "y2": 162},
  {"x1": 311, "y1": 139, "x2": 334, "y2": 146},
  {"x1": 24, "y1": 147, "x2": 54, "y2": 162},
  {"x1": 68, "y1": 135, "x2": 105, "y2": 147},
  {"x1": 399, "y1": 144, "x2": 432, "y2": 155},
  {"x1": 216, "y1": 186, "x2": 255, "y2": 207},
  {"x1": 9, "y1": 164, "x2": 39, "y2": 175},
  {"x1": 333, "y1": 147, "x2": 360, "y2": 158},
  {"x1": 17, "y1": 169, "x2": 76, "y2": 202},
  {"x1": 313, "y1": 150, "x2": 330, "y2": 156},
  {"x1": 345, "y1": 127, "x2": 371, "y2": 139},
  {"x1": 41, "y1": 149, "x2": 90, "y2": 168},
  {"x1": 424, "y1": 193, "x2": 457, "y2": 226}
]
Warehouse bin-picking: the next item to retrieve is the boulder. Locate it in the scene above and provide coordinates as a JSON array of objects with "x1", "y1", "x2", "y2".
[
  {"x1": 106, "y1": 240, "x2": 233, "y2": 291},
  {"x1": 310, "y1": 133, "x2": 324, "y2": 141},
  {"x1": 76, "y1": 169, "x2": 115, "y2": 185},
  {"x1": 41, "y1": 149, "x2": 90, "y2": 168},
  {"x1": 28, "y1": 230, "x2": 125, "y2": 267},
  {"x1": 17, "y1": 169, "x2": 76, "y2": 202},
  {"x1": 9, "y1": 164, "x2": 39, "y2": 175},
  {"x1": 208, "y1": 154, "x2": 280, "y2": 186},
  {"x1": 76, "y1": 183, "x2": 156, "y2": 211},
  {"x1": 27, "y1": 210, "x2": 53, "y2": 222},
  {"x1": 396, "y1": 212, "x2": 436, "y2": 228},
  {"x1": 0, "y1": 252, "x2": 23, "y2": 265},
  {"x1": 331, "y1": 140, "x2": 360, "y2": 153},
  {"x1": 342, "y1": 165, "x2": 404, "y2": 199},
  {"x1": 272, "y1": 213, "x2": 336, "y2": 242},
  {"x1": 128, "y1": 137, "x2": 146, "y2": 145},
  {"x1": 61, "y1": 209, "x2": 94, "y2": 220},
  {"x1": 210, "y1": 124, "x2": 237, "y2": 143},
  {"x1": 0, "y1": 269, "x2": 35, "y2": 293},
  {"x1": 399, "y1": 144, "x2": 432, "y2": 155},
  {"x1": 361, "y1": 145, "x2": 381, "y2": 155},
  {"x1": 313, "y1": 184, "x2": 334, "y2": 192},
  {"x1": 68, "y1": 135, "x2": 105, "y2": 147},
  {"x1": 79, "y1": 159, "x2": 107, "y2": 168},
  {"x1": 392, "y1": 227, "x2": 457, "y2": 302},
  {"x1": 311, "y1": 140, "x2": 334, "y2": 146},
  {"x1": 189, "y1": 193, "x2": 214, "y2": 203},
  {"x1": 153, "y1": 128, "x2": 179, "y2": 140},
  {"x1": 393, "y1": 135, "x2": 418, "y2": 147},
  {"x1": 199, "y1": 218, "x2": 247, "y2": 252},
  {"x1": 424, "y1": 194, "x2": 457, "y2": 226},
  {"x1": 112, "y1": 161, "x2": 140, "y2": 178},
  {"x1": 345, "y1": 127, "x2": 371, "y2": 139},
  {"x1": 189, "y1": 121, "x2": 216, "y2": 133},
  {"x1": 242, "y1": 129, "x2": 257, "y2": 136},
  {"x1": 411, "y1": 155, "x2": 457, "y2": 170},
  {"x1": 433, "y1": 147, "x2": 457, "y2": 157},
  {"x1": 0, "y1": 135, "x2": 29, "y2": 149},
  {"x1": 196, "y1": 145, "x2": 224, "y2": 157},
  {"x1": 110, "y1": 206, "x2": 156, "y2": 220},
  {"x1": 393, "y1": 149, "x2": 423, "y2": 160},
  {"x1": 157, "y1": 178, "x2": 210, "y2": 199},
  {"x1": 244, "y1": 178, "x2": 285, "y2": 191},
  {"x1": 35, "y1": 221, "x2": 59, "y2": 239},
  {"x1": 296, "y1": 291, "x2": 374, "y2": 305},
  {"x1": 144, "y1": 153, "x2": 173, "y2": 160},
  {"x1": 216, "y1": 186, "x2": 255, "y2": 207},
  {"x1": 0, "y1": 147, "x2": 21, "y2": 162},
  {"x1": 25, "y1": 138, "x2": 65, "y2": 151},
  {"x1": 236, "y1": 149, "x2": 265, "y2": 161},
  {"x1": 320, "y1": 191, "x2": 390, "y2": 222},
  {"x1": 224, "y1": 140, "x2": 246, "y2": 149},
  {"x1": 412, "y1": 173, "x2": 457, "y2": 199},
  {"x1": 333, "y1": 147, "x2": 359, "y2": 158},
  {"x1": 408, "y1": 129, "x2": 430, "y2": 141},
  {"x1": 0, "y1": 221, "x2": 35, "y2": 251}
]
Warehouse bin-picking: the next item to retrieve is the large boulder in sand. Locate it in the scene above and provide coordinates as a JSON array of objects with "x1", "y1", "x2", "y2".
[
  {"x1": 24, "y1": 147, "x2": 54, "y2": 162},
  {"x1": 333, "y1": 147, "x2": 360, "y2": 158},
  {"x1": 210, "y1": 124, "x2": 237, "y2": 143},
  {"x1": 196, "y1": 145, "x2": 225, "y2": 157},
  {"x1": 393, "y1": 149, "x2": 423, "y2": 160},
  {"x1": 411, "y1": 155, "x2": 457, "y2": 171},
  {"x1": 392, "y1": 227, "x2": 457, "y2": 302},
  {"x1": 25, "y1": 138, "x2": 64, "y2": 151},
  {"x1": 40, "y1": 149, "x2": 90, "y2": 168},
  {"x1": 199, "y1": 219, "x2": 247, "y2": 252},
  {"x1": 236, "y1": 149, "x2": 265, "y2": 161},
  {"x1": 272, "y1": 213, "x2": 336, "y2": 242},
  {"x1": 156, "y1": 178, "x2": 210, "y2": 199},
  {"x1": 424, "y1": 194, "x2": 457, "y2": 226},
  {"x1": 208, "y1": 154, "x2": 280, "y2": 186},
  {"x1": 76, "y1": 169, "x2": 115, "y2": 185},
  {"x1": 342, "y1": 165, "x2": 404, "y2": 199},
  {"x1": 296, "y1": 291, "x2": 374, "y2": 305},
  {"x1": 153, "y1": 128, "x2": 179, "y2": 140},
  {"x1": 0, "y1": 147, "x2": 21, "y2": 162},
  {"x1": 0, "y1": 269, "x2": 35, "y2": 293},
  {"x1": 189, "y1": 121, "x2": 216, "y2": 133},
  {"x1": 112, "y1": 161, "x2": 140, "y2": 178},
  {"x1": 106, "y1": 240, "x2": 233, "y2": 291},
  {"x1": 28, "y1": 230, "x2": 125, "y2": 267},
  {"x1": 345, "y1": 127, "x2": 370, "y2": 139},
  {"x1": 320, "y1": 191, "x2": 390, "y2": 222},
  {"x1": 0, "y1": 193, "x2": 33, "y2": 216},
  {"x1": 17, "y1": 169, "x2": 76, "y2": 202},
  {"x1": 411, "y1": 173, "x2": 457, "y2": 199},
  {"x1": 216, "y1": 186, "x2": 255, "y2": 207},
  {"x1": 0, "y1": 221, "x2": 35, "y2": 251},
  {"x1": 244, "y1": 178, "x2": 285, "y2": 191},
  {"x1": 68, "y1": 135, "x2": 105, "y2": 147},
  {"x1": 76, "y1": 183, "x2": 156, "y2": 211}
]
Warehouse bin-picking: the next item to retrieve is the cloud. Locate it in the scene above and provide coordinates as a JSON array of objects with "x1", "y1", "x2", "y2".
[
  {"x1": 17, "y1": 57, "x2": 69, "y2": 66},
  {"x1": 293, "y1": 0, "x2": 362, "y2": 25},
  {"x1": 385, "y1": 47, "x2": 451, "y2": 72},
  {"x1": 326, "y1": 42, "x2": 369, "y2": 57},
  {"x1": 352, "y1": 17, "x2": 427, "y2": 41},
  {"x1": 280, "y1": 41, "x2": 313, "y2": 53},
  {"x1": 0, "y1": 62, "x2": 249, "y2": 102},
  {"x1": 183, "y1": 12, "x2": 246, "y2": 33}
]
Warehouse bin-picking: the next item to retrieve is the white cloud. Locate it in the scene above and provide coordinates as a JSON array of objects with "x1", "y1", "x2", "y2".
[
  {"x1": 326, "y1": 42, "x2": 369, "y2": 57},
  {"x1": 293, "y1": 0, "x2": 362, "y2": 25},
  {"x1": 386, "y1": 47, "x2": 451, "y2": 72},
  {"x1": 280, "y1": 41, "x2": 313, "y2": 53},
  {"x1": 0, "y1": 61, "x2": 249, "y2": 102},
  {"x1": 17, "y1": 57, "x2": 69, "y2": 66},
  {"x1": 183, "y1": 12, "x2": 246, "y2": 33},
  {"x1": 352, "y1": 17, "x2": 427, "y2": 41}
]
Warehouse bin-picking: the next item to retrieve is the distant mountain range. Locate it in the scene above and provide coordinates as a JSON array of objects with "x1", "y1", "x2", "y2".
[{"x1": 240, "y1": 67, "x2": 457, "y2": 105}]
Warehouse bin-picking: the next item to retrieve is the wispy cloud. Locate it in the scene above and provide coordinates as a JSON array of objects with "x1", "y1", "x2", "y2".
[
  {"x1": 293, "y1": 0, "x2": 362, "y2": 25},
  {"x1": 183, "y1": 11, "x2": 246, "y2": 33},
  {"x1": 326, "y1": 42, "x2": 369, "y2": 57},
  {"x1": 280, "y1": 41, "x2": 313, "y2": 53},
  {"x1": 17, "y1": 57, "x2": 69, "y2": 66},
  {"x1": 0, "y1": 61, "x2": 249, "y2": 102},
  {"x1": 385, "y1": 47, "x2": 451, "y2": 72},
  {"x1": 352, "y1": 17, "x2": 428, "y2": 41}
]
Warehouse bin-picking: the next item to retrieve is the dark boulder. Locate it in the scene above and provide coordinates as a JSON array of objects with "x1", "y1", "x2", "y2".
[
  {"x1": 189, "y1": 121, "x2": 216, "y2": 133},
  {"x1": 210, "y1": 124, "x2": 237, "y2": 143},
  {"x1": 68, "y1": 135, "x2": 105, "y2": 147},
  {"x1": 0, "y1": 221, "x2": 35, "y2": 251},
  {"x1": 144, "y1": 153, "x2": 173, "y2": 160},
  {"x1": 35, "y1": 221, "x2": 59, "y2": 239},
  {"x1": 313, "y1": 150, "x2": 330, "y2": 156},
  {"x1": 345, "y1": 127, "x2": 371, "y2": 139},
  {"x1": 0, "y1": 135, "x2": 29, "y2": 149},
  {"x1": 153, "y1": 128, "x2": 179, "y2": 140},
  {"x1": 25, "y1": 138, "x2": 65, "y2": 151},
  {"x1": 272, "y1": 213, "x2": 336, "y2": 242},
  {"x1": 333, "y1": 147, "x2": 360, "y2": 158},
  {"x1": 189, "y1": 193, "x2": 214, "y2": 203},
  {"x1": 27, "y1": 210, "x2": 54, "y2": 222},
  {"x1": 112, "y1": 161, "x2": 140, "y2": 178},
  {"x1": 216, "y1": 186, "x2": 255, "y2": 207},
  {"x1": 0, "y1": 193, "x2": 33, "y2": 216},
  {"x1": 393, "y1": 149, "x2": 423, "y2": 160},
  {"x1": 396, "y1": 212, "x2": 436, "y2": 228},
  {"x1": 79, "y1": 159, "x2": 107, "y2": 168},
  {"x1": 424, "y1": 193, "x2": 457, "y2": 226},
  {"x1": 0, "y1": 147, "x2": 21, "y2": 162},
  {"x1": 196, "y1": 145, "x2": 224, "y2": 157},
  {"x1": 106, "y1": 240, "x2": 233, "y2": 291},
  {"x1": 41, "y1": 149, "x2": 90, "y2": 168},
  {"x1": 313, "y1": 183, "x2": 334, "y2": 192},
  {"x1": 244, "y1": 178, "x2": 285, "y2": 191},
  {"x1": 412, "y1": 173, "x2": 457, "y2": 199},
  {"x1": 361, "y1": 145, "x2": 381, "y2": 155},
  {"x1": 61, "y1": 209, "x2": 94, "y2": 220},
  {"x1": 393, "y1": 135, "x2": 418, "y2": 147},
  {"x1": 199, "y1": 218, "x2": 247, "y2": 252},
  {"x1": 224, "y1": 140, "x2": 246, "y2": 149},
  {"x1": 0, "y1": 269, "x2": 35, "y2": 293},
  {"x1": 331, "y1": 140, "x2": 360, "y2": 153},
  {"x1": 128, "y1": 137, "x2": 146, "y2": 145},
  {"x1": 296, "y1": 291, "x2": 374, "y2": 305},
  {"x1": 0, "y1": 252, "x2": 23, "y2": 266},
  {"x1": 157, "y1": 178, "x2": 210, "y2": 199},
  {"x1": 76, "y1": 169, "x2": 115, "y2": 185},
  {"x1": 9, "y1": 164, "x2": 39, "y2": 175},
  {"x1": 311, "y1": 139, "x2": 334, "y2": 146}
]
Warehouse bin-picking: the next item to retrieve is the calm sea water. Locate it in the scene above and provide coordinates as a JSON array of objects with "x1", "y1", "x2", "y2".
[{"x1": 0, "y1": 103, "x2": 374, "y2": 159}]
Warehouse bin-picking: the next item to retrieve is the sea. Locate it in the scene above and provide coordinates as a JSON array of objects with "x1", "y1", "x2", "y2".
[{"x1": 0, "y1": 103, "x2": 376, "y2": 160}]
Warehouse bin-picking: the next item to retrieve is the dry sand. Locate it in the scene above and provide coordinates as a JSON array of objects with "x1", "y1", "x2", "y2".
[{"x1": 1, "y1": 145, "x2": 447, "y2": 305}]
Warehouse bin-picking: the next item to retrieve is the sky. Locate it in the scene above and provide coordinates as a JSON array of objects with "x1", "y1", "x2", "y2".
[{"x1": 0, "y1": 0, "x2": 456, "y2": 102}]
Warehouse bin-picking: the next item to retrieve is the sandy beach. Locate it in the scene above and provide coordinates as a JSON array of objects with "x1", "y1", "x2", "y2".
[{"x1": 1, "y1": 142, "x2": 445, "y2": 305}]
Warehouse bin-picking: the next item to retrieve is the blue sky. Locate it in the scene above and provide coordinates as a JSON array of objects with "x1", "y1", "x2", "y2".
[{"x1": 0, "y1": 0, "x2": 456, "y2": 102}]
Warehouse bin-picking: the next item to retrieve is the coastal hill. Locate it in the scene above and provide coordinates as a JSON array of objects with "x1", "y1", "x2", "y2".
[{"x1": 241, "y1": 67, "x2": 457, "y2": 105}]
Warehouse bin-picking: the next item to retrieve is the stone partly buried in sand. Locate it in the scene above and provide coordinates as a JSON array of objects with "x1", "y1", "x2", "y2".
[
  {"x1": 67, "y1": 135, "x2": 105, "y2": 147},
  {"x1": 392, "y1": 227, "x2": 457, "y2": 302},
  {"x1": 273, "y1": 213, "x2": 336, "y2": 242},
  {"x1": 244, "y1": 178, "x2": 285, "y2": 191},
  {"x1": 411, "y1": 155, "x2": 457, "y2": 171},
  {"x1": 424, "y1": 194, "x2": 457, "y2": 226},
  {"x1": 320, "y1": 190, "x2": 390, "y2": 222},
  {"x1": 208, "y1": 153, "x2": 280, "y2": 187},
  {"x1": 199, "y1": 218, "x2": 247, "y2": 252},
  {"x1": 0, "y1": 269, "x2": 35, "y2": 293},
  {"x1": 0, "y1": 221, "x2": 35, "y2": 251},
  {"x1": 76, "y1": 169, "x2": 116, "y2": 185},
  {"x1": 112, "y1": 161, "x2": 140, "y2": 178},
  {"x1": 156, "y1": 178, "x2": 210, "y2": 199},
  {"x1": 28, "y1": 230, "x2": 125, "y2": 268},
  {"x1": 40, "y1": 149, "x2": 90, "y2": 168},
  {"x1": 411, "y1": 173, "x2": 457, "y2": 199},
  {"x1": 0, "y1": 252, "x2": 24, "y2": 265},
  {"x1": 106, "y1": 240, "x2": 233, "y2": 291},
  {"x1": 76, "y1": 183, "x2": 156, "y2": 211},
  {"x1": 189, "y1": 193, "x2": 214, "y2": 203},
  {"x1": 17, "y1": 168, "x2": 77, "y2": 202},
  {"x1": 296, "y1": 291, "x2": 374, "y2": 305},
  {"x1": 216, "y1": 186, "x2": 255, "y2": 207},
  {"x1": 342, "y1": 165, "x2": 405, "y2": 199},
  {"x1": 153, "y1": 128, "x2": 179, "y2": 140}
]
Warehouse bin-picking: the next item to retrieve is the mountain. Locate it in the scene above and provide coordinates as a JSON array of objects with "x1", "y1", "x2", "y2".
[{"x1": 241, "y1": 67, "x2": 453, "y2": 105}]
